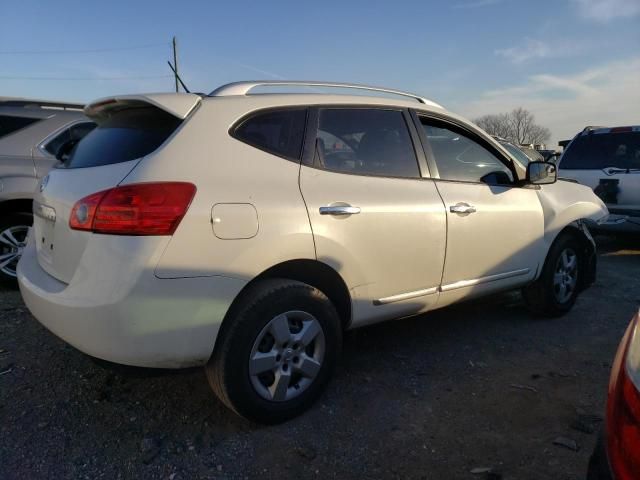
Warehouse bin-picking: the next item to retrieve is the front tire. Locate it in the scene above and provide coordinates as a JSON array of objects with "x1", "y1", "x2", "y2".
[
  {"x1": 0, "y1": 213, "x2": 32, "y2": 288},
  {"x1": 206, "y1": 279, "x2": 342, "y2": 424},
  {"x1": 523, "y1": 233, "x2": 583, "y2": 317}
]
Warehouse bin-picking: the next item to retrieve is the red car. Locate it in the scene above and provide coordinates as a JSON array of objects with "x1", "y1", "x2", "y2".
[{"x1": 588, "y1": 311, "x2": 640, "y2": 479}]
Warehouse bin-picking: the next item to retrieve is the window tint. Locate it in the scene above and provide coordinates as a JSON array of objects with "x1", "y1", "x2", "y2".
[
  {"x1": 315, "y1": 108, "x2": 419, "y2": 178},
  {"x1": 44, "y1": 122, "x2": 96, "y2": 156},
  {"x1": 0, "y1": 115, "x2": 41, "y2": 139},
  {"x1": 234, "y1": 109, "x2": 307, "y2": 161},
  {"x1": 560, "y1": 131, "x2": 640, "y2": 170},
  {"x1": 64, "y1": 107, "x2": 181, "y2": 169},
  {"x1": 420, "y1": 119, "x2": 513, "y2": 183}
]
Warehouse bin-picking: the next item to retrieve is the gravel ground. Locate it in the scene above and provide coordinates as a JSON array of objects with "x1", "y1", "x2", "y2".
[{"x1": 1, "y1": 235, "x2": 638, "y2": 480}]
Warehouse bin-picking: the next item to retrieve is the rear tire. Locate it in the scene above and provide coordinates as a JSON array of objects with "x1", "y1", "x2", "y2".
[
  {"x1": 0, "y1": 212, "x2": 32, "y2": 288},
  {"x1": 523, "y1": 233, "x2": 583, "y2": 317},
  {"x1": 206, "y1": 278, "x2": 342, "y2": 424}
]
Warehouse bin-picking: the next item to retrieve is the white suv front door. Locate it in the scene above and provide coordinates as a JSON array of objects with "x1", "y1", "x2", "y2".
[
  {"x1": 415, "y1": 114, "x2": 545, "y2": 306},
  {"x1": 299, "y1": 107, "x2": 447, "y2": 326}
]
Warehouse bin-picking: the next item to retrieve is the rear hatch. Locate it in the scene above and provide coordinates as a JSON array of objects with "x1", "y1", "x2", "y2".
[
  {"x1": 32, "y1": 94, "x2": 200, "y2": 283},
  {"x1": 559, "y1": 127, "x2": 640, "y2": 213}
]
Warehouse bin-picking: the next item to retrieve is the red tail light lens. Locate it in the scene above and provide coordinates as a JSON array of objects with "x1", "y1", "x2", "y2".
[
  {"x1": 607, "y1": 313, "x2": 640, "y2": 480},
  {"x1": 69, "y1": 182, "x2": 196, "y2": 235}
]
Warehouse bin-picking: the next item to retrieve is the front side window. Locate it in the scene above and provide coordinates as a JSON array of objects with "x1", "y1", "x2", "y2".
[
  {"x1": 420, "y1": 118, "x2": 513, "y2": 184},
  {"x1": 233, "y1": 108, "x2": 307, "y2": 161},
  {"x1": 314, "y1": 108, "x2": 420, "y2": 178},
  {"x1": 44, "y1": 121, "x2": 96, "y2": 156},
  {"x1": 0, "y1": 115, "x2": 41, "y2": 139}
]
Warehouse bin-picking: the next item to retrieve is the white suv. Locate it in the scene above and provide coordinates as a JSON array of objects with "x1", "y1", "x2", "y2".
[
  {"x1": 18, "y1": 81, "x2": 608, "y2": 423},
  {"x1": 559, "y1": 126, "x2": 640, "y2": 233}
]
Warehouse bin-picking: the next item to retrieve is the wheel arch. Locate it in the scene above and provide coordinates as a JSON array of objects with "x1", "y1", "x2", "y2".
[
  {"x1": 546, "y1": 220, "x2": 596, "y2": 290},
  {"x1": 212, "y1": 259, "x2": 352, "y2": 356},
  {"x1": 0, "y1": 198, "x2": 34, "y2": 217}
]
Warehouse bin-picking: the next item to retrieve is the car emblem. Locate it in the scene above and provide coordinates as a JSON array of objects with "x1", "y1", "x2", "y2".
[{"x1": 40, "y1": 175, "x2": 49, "y2": 192}]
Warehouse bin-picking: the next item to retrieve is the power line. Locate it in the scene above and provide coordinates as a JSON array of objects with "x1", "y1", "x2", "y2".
[
  {"x1": 0, "y1": 43, "x2": 170, "y2": 55},
  {"x1": 0, "y1": 75, "x2": 173, "y2": 80}
]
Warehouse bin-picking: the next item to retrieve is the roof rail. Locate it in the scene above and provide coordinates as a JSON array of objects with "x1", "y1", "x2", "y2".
[
  {"x1": 0, "y1": 98, "x2": 84, "y2": 111},
  {"x1": 209, "y1": 81, "x2": 443, "y2": 108}
]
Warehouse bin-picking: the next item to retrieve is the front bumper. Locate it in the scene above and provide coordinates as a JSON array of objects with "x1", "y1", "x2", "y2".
[{"x1": 17, "y1": 241, "x2": 246, "y2": 368}]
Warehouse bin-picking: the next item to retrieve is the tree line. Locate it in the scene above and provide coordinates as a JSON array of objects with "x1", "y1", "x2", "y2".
[{"x1": 474, "y1": 108, "x2": 551, "y2": 145}]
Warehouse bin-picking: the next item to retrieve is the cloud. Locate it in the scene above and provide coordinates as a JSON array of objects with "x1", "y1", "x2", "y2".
[
  {"x1": 457, "y1": 56, "x2": 640, "y2": 145},
  {"x1": 570, "y1": 0, "x2": 640, "y2": 22},
  {"x1": 495, "y1": 38, "x2": 584, "y2": 64},
  {"x1": 453, "y1": 0, "x2": 503, "y2": 9}
]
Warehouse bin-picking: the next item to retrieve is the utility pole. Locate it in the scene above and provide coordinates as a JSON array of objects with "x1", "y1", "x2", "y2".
[{"x1": 172, "y1": 36, "x2": 179, "y2": 93}]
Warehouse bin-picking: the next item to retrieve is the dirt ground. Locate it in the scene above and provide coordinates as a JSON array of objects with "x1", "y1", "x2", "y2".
[{"x1": 1, "y1": 235, "x2": 638, "y2": 480}]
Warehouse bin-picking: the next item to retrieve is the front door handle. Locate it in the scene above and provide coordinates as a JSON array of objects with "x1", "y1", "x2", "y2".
[
  {"x1": 449, "y1": 203, "x2": 476, "y2": 214},
  {"x1": 319, "y1": 205, "x2": 361, "y2": 216}
]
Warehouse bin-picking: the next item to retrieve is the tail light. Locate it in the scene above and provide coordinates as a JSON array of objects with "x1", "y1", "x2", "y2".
[
  {"x1": 69, "y1": 182, "x2": 196, "y2": 235},
  {"x1": 606, "y1": 312, "x2": 640, "y2": 480}
]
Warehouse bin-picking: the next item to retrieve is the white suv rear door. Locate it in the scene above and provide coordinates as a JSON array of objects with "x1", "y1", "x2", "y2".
[
  {"x1": 299, "y1": 107, "x2": 447, "y2": 326},
  {"x1": 414, "y1": 113, "x2": 545, "y2": 306}
]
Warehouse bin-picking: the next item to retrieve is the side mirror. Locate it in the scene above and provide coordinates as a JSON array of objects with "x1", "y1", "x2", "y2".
[
  {"x1": 526, "y1": 161, "x2": 557, "y2": 185},
  {"x1": 55, "y1": 138, "x2": 79, "y2": 162},
  {"x1": 481, "y1": 170, "x2": 513, "y2": 186}
]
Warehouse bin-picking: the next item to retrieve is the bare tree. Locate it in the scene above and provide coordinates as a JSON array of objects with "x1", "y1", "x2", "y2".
[
  {"x1": 474, "y1": 108, "x2": 551, "y2": 145},
  {"x1": 474, "y1": 113, "x2": 512, "y2": 140}
]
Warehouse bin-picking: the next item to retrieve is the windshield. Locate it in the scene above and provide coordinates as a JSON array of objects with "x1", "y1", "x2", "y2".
[
  {"x1": 500, "y1": 141, "x2": 531, "y2": 166},
  {"x1": 561, "y1": 131, "x2": 640, "y2": 170}
]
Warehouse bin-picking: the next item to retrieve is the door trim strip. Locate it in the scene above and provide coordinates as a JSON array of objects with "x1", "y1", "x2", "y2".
[
  {"x1": 373, "y1": 287, "x2": 438, "y2": 305},
  {"x1": 440, "y1": 268, "x2": 531, "y2": 292}
]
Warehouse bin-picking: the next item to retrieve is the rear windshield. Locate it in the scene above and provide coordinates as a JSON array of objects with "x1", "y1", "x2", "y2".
[
  {"x1": 0, "y1": 115, "x2": 41, "y2": 139},
  {"x1": 63, "y1": 107, "x2": 182, "y2": 169},
  {"x1": 561, "y1": 131, "x2": 640, "y2": 170}
]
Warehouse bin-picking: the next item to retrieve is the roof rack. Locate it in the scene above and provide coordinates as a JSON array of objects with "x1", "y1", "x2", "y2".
[
  {"x1": 209, "y1": 81, "x2": 443, "y2": 108},
  {"x1": 0, "y1": 98, "x2": 84, "y2": 111}
]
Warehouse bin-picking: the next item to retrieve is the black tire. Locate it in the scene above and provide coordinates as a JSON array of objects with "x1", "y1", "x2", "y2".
[
  {"x1": 206, "y1": 278, "x2": 342, "y2": 424},
  {"x1": 523, "y1": 233, "x2": 583, "y2": 317},
  {"x1": 0, "y1": 212, "x2": 33, "y2": 288}
]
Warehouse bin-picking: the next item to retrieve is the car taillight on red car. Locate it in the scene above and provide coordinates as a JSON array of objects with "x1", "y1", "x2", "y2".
[
  {"x1": 606, "y1": 312, "x2": 640, "y2": 480},
  {"x1": 69, "y1": 182, "x2": 196, "y2": 235}
]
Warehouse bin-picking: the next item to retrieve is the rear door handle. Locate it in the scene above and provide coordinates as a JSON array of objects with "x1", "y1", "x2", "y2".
[
  {"x1": 319, "y1": 205, "x2": 361, "y2": 216},
  {"x1": 449, "y1": 203, "x2": 476, "y2": 214}
]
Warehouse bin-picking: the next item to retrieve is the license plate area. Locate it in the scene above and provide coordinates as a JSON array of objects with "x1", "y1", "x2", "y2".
[{"x1": 34, "y1": 204, "x2": 57, "y2": 265}]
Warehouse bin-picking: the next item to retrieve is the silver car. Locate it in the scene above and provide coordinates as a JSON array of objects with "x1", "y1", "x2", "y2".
[{"x1": 0, "y1": 98, "x2": 95, "y2": 284}]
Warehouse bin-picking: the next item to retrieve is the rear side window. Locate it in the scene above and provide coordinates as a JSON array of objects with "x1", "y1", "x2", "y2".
[
  {"x1": 64, "y1": 107, "x2": 182, "y2": 169},
  {"x1": 561, "y1": 131, "x2": 640, "y2": 170},
  {"x1": 44, "y1": 121, "x2": 96, "y2": 156},
  {"x1": 233, "y1": 108, "x2": 307, "y2": 161},
  {"x1": 0, "y1": 115, "x2": 41, "y2": 139},
  {"x1": 314, "y1": 108, "x2": 420, "y2": 178}
]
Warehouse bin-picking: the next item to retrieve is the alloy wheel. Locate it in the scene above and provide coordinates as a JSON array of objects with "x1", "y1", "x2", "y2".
[
  {"x1": 553, "y1": 247, "x2": 578, "y2": 304},
  {"x1": 0, "y1": 225, "x2": 30, "y2": 278},
  {"x1": 249, "y1": 310, "x2": 326, "y2": 402}
]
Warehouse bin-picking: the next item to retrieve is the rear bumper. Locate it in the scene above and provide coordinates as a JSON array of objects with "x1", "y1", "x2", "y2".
[{"x1": 17, "y1": 241, "x2": 246, "y2": 368}]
